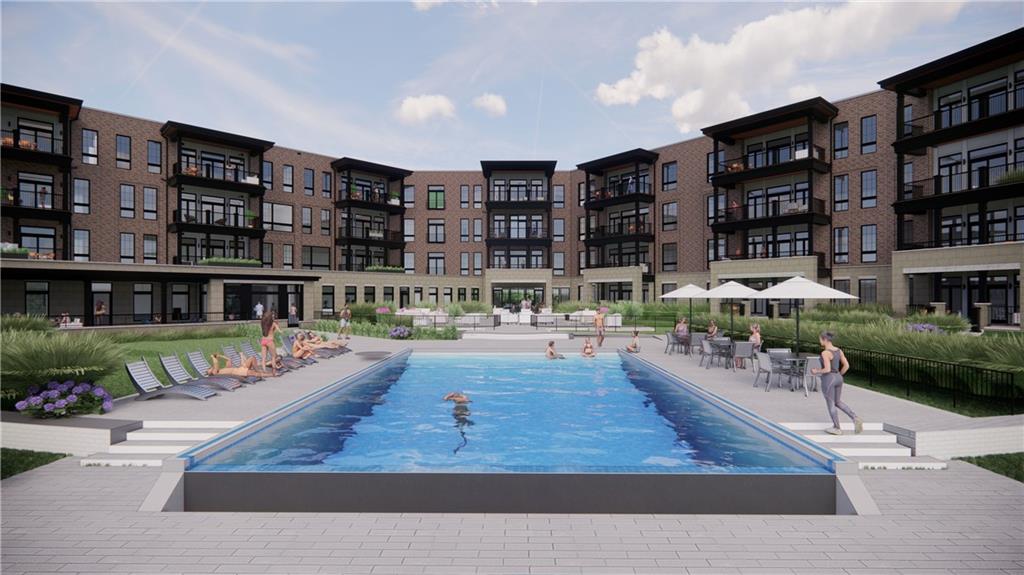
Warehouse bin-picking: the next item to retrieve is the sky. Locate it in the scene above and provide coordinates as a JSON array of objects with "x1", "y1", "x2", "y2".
[{"x1": 2, "y1": 2, "x2": 1021, "y2": 170}]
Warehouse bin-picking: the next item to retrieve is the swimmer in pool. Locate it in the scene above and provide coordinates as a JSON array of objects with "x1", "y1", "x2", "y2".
[{"x1": 444, "y1": 392, "x2": 473, "y2": 454}]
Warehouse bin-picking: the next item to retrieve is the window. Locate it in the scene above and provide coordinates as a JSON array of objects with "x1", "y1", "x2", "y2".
[
  {"x1": 404, "y1": 252, "x2": 415, "y2": 273},
  {"x1": 428, "y1": 219, "x2": 445, "y2": 243},
  {"x1": 24, "y1": 281, "x2": 49, "y2": 316},
  {"x1": 428, "y1": 186, "x2": 445, "y2": 209},
  {"x1": 282, "y1": 244, "x2": 293, "y2": 269},
  {"x1": 403, "y1": 219, "x2": 415, "y2": 241},
  {"x1": 473, "y1": 185, "x2": 482, "y2": 208},
  {"x1": 364, "y1": 286, "x2": 376, "y2": 305},
  {"x1": 116, "y1": 135, "x2": 131, "y2": 169},
  {"x1": 661, "y1": 283, "x2": 678, "y2": 296},
  {"x1": 706, "y1": 237, "x2": 725, "y2": 265},
  {"x1": 82, "y1": 129, "x2": 98, "y2": 164},
  {"x1": 662, "y1": 202, "x2": 678, "y2": 231},
  {"x1": 902, "y1": 162, "x2": 914, "y2": 199},
  {"x1": 130, "y1": 283, "x2": 152, "y2": 321},
  {"x1": 344, "y1": 286, "x2": 357, "y2": 304},
  {"x1": 578, "y1": 181, "x2": 587, "y2": 206},
  {"x1": 143, "y1": 187, "x2": 157, "y2": 220},
  {"x1": 460, "y1": 185, "x2": 469, "y2": 208},
  {"x1": 457, "y1": 288, "x2": 466, "y2": 302},
  {"x1": 303, "y1": 168, "x2": 314, "y2": 196},
  {"x1": 428, "y1": 253, "x2": 445, "y2": 275},
  {"x1": 832, "y1": 279, "x2": 851, "y2": 302},
  {"x1": 858, "y1": 278, "x2": 877, "y2": 304},
  {"x1": 553, "y1": 184, "x2": 564, "y2": 208},
  {"x1": 322, "y1": 172, "x2": 332, "y2": 198},
  {"x1": 321, "y1": 286, "x2": 335, "y2": 316},
  {"x1": 120, "y1": 184, "x2": 135, "y2": 218},
  {"x1": 262, "y1": 161, "x2": 273, "y2": 190},
  {"x1": 860, "y1": 170, "x2": 877, "y2": 208},
  {"x1": 833, "y1": 174, "x2": 849, "y2": 212},
  {"x1": 301, "y1": 207, "x2": 312, "y2": 234},
  {"x1": 860, "y1": 115, "x2": 876, "y2": 154},
  {"x1": 73, "y1": 229, "x2": 90, "y2": 262},
  {"x1": 553, "y1": 219, "x2": 565, "y2": 242},
  {"x1": 120, "y1": 233, "x2": 135, "y2": 263},
  {"x1": 833, "y1": 122, "x2": 848, "y2": 159},
  {"x1": 403, "y1": 185, "x2": 414, "y2": 207},
  {"x1": 662, "y1": 162, "x2": 677, "y2": 190},
  {"x1": 147, "y1": 140, "x2": 161, "y2": 173},
  {"x1": 706, "y1": 192, "x2": 725, "y2": 225},
  {"x1": 861, "y1": 224, "x2": 877, "y2": 263},
  {"x1": 282, "y1": 165, "x2": 293, "y2": 193},
  {"x1": 143, "y1": 235, "x2": 157, "y2": 264},
  {"x1": 383, "y1": 287, "x2": 395, "y2": 302},
  {"x1": 73, "y1": 179, "x2": 90, "y2": 214},
  {"x1": 706, "y1": 150, "x2": 724, "y2": 181},
  {"x1": 261, "y1": 242, "x2": 273, "y2": 268},
  {"x1": 460, "y1": 219, "x2": 469, "y2": 242},
  {"x1": 553, "y1": 252, "x2": 565, "y2": 276},
  {"x1": 662, "y1": 243, "x2": 677, "y2": 271},
  {"x1": 460, "y1": 252, "x2": 470, "y2": 275},
  {"x1": 320, "y1": 209, "x2": 331, "y2": 236},
  {"x1": 262, "y1": 203, "x2": 294, "y2": 232},
  {"x1": 902, "y1": 104, "x2": 914, "y2": 137},
  {"x1": 579, "y1": 251, "x2": 586, "y2": 271},
  {"x1": 301, "y1": 246, "x2": 331, "y2": 270},
  {"x1": 833, "y1": 227, "x2": 849, "y2": 264},
  {"x1": 473, "y1": 219, "x2": 483, "y2": 242},
  {"x1": 473, "y1": 252, "x2": 482, "y2": 275}
]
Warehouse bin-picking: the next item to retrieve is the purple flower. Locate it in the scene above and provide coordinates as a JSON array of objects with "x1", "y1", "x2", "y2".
[
  {"x1": 65, "y1": 394, "x2": 78, "y2": 404},
  {"x1": 27, "y1": 395, "x2": 43, "y2": 406},
  {"x1": 14, "y1": 400, "x2": 28, "y2": 411},
  {"x1": 91, "y1": 388, "x2": 106, "y2": 398},
  {"x1": 59, "y1": 383, "x2": 73, "y2": 393},
  {"x1": 26, "y1": 385, "x2": 40, "y2": 395},
  {"x1": 43, "y1": 390, "x2": 58, "y2": 399},
  {"x1": 47, "y1": 381, "x2": 61, "y2": 391},
  {"x1": 78, "y1": 383, "x2": 92, "y2": 392},
  {"x1": 63, "y1": 380, "x2": 75, "y2": 387},
  {"x1": 54, "y1": 399, "x2": 67, "y2": 409},
  {"x1": 71, "y1": 385, "x2": 85, "y2": 395},
  {"x1": 43, "y1": 403, "x2": 55, "y2": 412},
  {"x1": 101, "y1": 401, "x2": 113, "y2": 413}
]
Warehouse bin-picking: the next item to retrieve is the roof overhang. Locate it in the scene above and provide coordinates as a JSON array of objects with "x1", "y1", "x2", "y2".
[
  {"x1": 480, "y1": 160, "x2": 557, "y2": 178},
  {"x1": 1, "y1": 84, "x2": 82, "y2": 120},
  {"x1": 160, "y1": 121, "x2": 274, "y2": 153},
  {"x1": 576, "y1": 148, "x2": 659, "y2": 175},
  {"x1": 330, "y1": 157, "x2": 413, "y2": 181},
  {"x1": 701, "y1": 97, "x2": 837, "y2": 144}
]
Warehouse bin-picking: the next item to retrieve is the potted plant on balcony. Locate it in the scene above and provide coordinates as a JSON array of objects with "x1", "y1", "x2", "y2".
[
  {"x1": 388, "y1": 190, "x2": 401, "y2": 206},
  {"x1": 244, "y1": 210, "x2": 258, "y2": 228}
]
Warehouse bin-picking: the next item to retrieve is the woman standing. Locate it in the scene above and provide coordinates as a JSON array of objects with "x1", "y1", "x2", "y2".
[
  {"x1": 811, "y1": 331, "x2": 863, "y2": 436},
  {"x1": 260, "y1": 311, "x2": 281, "y2": 377}
]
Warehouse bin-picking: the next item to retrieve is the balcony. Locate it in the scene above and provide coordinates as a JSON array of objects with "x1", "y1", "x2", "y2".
[
  {"x1": 485, "y1": 225, "x2": 550, "y2": 246},
  {"x1": 711, "y1": 197, "x2": 829, "y2": 233},
  {"x1": 711, "y1": 250, "x2": 829, "y2": 278},
  {"x1": 1, "y1": 190, "x2": 70, "y2": 222},
  {"x1": 335, "y1": 189, "x2": 405, "y2": 214},
  {"x1": 584, "y1": 181, "x2": 654, "y2": 210},
  {"x1": 711, "y1": 145, "x2": 828, "y2": 188},
  {"x1": 167, "y1": 162, "x2": 265, "y2": 196},
  {"x1": 895, "y1": 88, "x2": 1024, "y2": 154},
  {"x1": 584, "y1": 222, "x2": 654, "y2": 246},
  {"x1": 1, "y1": 129, "x2": 71, "y2": 167},
  {"x1": 336, "y1": 225, "x2": 405, "y2": 248},
  {"x1": 168, "y1": 209, "x2": 265, "y2": 238},
  {"x1": 486, "y1": 188, "x2": 550, "y2": 210},
  {"x1": 898, "y1": 232, "x2": 1024, "y2": 251},
  {"x1": 895, "y1": 161, "x2": 1024, "y2": 214}
]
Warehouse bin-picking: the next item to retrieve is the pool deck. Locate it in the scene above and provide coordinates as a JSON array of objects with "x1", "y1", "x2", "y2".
[{"x1": 3, "y1": 335, "x2": 1023, "y2": 574}]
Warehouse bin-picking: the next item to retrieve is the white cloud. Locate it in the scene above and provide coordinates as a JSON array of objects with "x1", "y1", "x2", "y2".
[
  {"x1": 396, "y1": 94, "x2": 457, "y2": 124},
  {"x1": 788, "y1": 83, "x2": 819, "y2": 101},
  {"x1": 472, "y1": 92, "x2": 508, "y2": 117},
  {"x1": 412, "y1": 0, "x2": 445, "y2": 11},
  {"x1": 596, "y1": 2, "x2": 965, "y2": 133}
]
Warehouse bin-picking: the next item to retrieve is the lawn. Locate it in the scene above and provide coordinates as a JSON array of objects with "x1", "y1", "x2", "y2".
[
  {"x1": 843, "y1": 372, "x2": 1013, "y2": 418},
  {"x1": 1, "y1": 448, "x2": 67, "y2": 479},
  {"x1": 955, "y1": 453, "x2": 1024, "y2": 483}
]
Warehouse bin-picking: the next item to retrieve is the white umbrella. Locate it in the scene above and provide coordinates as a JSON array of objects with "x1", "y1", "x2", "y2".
[
  {"x1": 658, "y1": 284, "x2": 707, "y2": 326},
  {"x1": 753, "y1": 276, "x2": 857, "y2": 350},
  {"x1": 703, "y1": 281, "x2": 759, "y2": 336}
]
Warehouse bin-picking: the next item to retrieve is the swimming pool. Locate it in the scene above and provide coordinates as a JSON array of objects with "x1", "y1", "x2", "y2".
[{"x1": 179, "y1": 351, "x2": 846, "y2": 513}]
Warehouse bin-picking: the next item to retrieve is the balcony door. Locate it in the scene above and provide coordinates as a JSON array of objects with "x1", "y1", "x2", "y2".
[
  {"x1": 968, "y1": 78, "x2": 1008, "y2": 121},
  {"x1": 938, "y1": 153, "x2": 963, "y2": 194},
  {"x1": 968, "y1": 144, "x2": 1007, "y2": 190},
  {"x1": 17, "y1": 119, "x2": 55, "y2": 153},
  {"x1": 17, "y1": 172, "x2": 54, "y2": 209}
]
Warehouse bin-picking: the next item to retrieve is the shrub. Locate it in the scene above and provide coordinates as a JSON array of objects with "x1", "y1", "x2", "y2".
[
  {"x1": 364, "y1": 265, "x2": 405, "y2": 273},
  {"x1": 0, "y1": 314, "x2": 54, "y2": 332},
  {"x1": 445, "y1": 303, "x2": 465, "y2": 317},
  {"x1": 0, "y1": 246, "x2": 30, "y2": 255},
  {"x1": 388, "y1": 326, "x2": 412, "y2": 340},
  {"x1": 313, "y1": 319, "x2": 341, "y2": 332},
  {"x1": 460, "y1": 301, "x2": 490, "y2": 314},
  {"x1": 0, "y1": 331, "x2": 121, "y2": 394},
  {"x1": 554, "y1": 300, "x2": 587, "y2": 313},
  {"x1": 15, "y1": 380, "x2": 112, "y2": 418},
  {"x1": 412, "y1": 325, "x2": 459, "y2": 340},
  {"x1": 104, "y1": 323, "x2": 261, "y2": 343},
  {"x1": 197, "y1": 257, "x2": 262, "y2": 267}
]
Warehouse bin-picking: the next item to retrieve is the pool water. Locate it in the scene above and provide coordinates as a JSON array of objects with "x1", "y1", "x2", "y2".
[{"x1": 189, "y1": 353, "x2": 833, "y2": 474}]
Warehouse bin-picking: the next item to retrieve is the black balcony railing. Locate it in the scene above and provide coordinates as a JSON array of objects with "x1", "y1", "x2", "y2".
[
  {"x1": 902, "y1": 161, "x2": 1024, "y2": 201},
  {"x1": 340, "y1": 188, "x2": 399, "y2": 206},
  {"x1": 489, "y1": 226, "x2": 549, "y2": 240},
  {"x1": 488, "y1": 189, "x2": 548, "y2": 202},
  {"x1": 1, "y1": 129, "x2": 64, "y2": 154},
  {"x1": 173, "y1": 162, "x2": 261, "y2": 185},
  {"x1": 587, "y1": 181, "x2": 653, "y2": 203},
  {"x1": 584, "y1": 261, "x2": 652, "y2": 273},
  {"x1": 990, "y1": 305, "x2": 1021, "y2": 326},
  {"x1": 588, "y1": 222, "x2": 653, "y2": 240},
  {"x1": 173, "y1": 209, "x2": 260, "y2": 229},
  {"x1": 899, "y1": 232, "x2": 1024, "y2": 251},
  {"x1": 1, "y1": 189, "x2": 65, "y2": 211},
  {"x1": 715, "y1": 197, "x2": 826, "y2": 223},
  {"x1": 901, "y1": 88, "x2": 1021, "y2": 139},
  {"x1": 712, "y1": 250, "x2": 824, "y2": 267},
  {"x1": 337, "y1": 226, "x2": 404, "y2": 242},
  {"x1": 717, "y1": 145, "x2": 826, "y2": 174}
]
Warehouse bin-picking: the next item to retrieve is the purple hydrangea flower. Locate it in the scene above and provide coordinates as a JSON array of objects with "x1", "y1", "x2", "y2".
[
  {"x1": 63, "y1": 380, "x2": 75, "y2": 387},
  {"x1": 43, "y1": 403, "x2": 55, "y2": 412},
  {"x1": 78, "y1": 383, "x2": 92, "y2": 392},
  {"x1": 66, "y1": 394, "x2": 78, "y2": 404},
  {"x1": 26, "y1": 385, "x2": 40, "y2": 395},
  {"x1": 14, "y1": 400, "x2": 28, "y2": 411},
  {"x1": 27, "y1": 395, "x2": 43, "y2": 406},
  {"x1": 101, "y1": 401, "x2": 113, "y2": 413},
  {"x1": 47, "y1": 381, "x2": 61, "y2": 391},
  {"x1": 71, "y1": 385, "x2": 85, "y2": 395},
  {"x1": 59, "y1": 382, "x2": 73, "y2": 393},
  {"x1": 91, "y1": 388, "x2": 106, "y2": 398},
  {"x1": 45, "y1": 390, "x2": 61, "y2": 399},
  {"x1": 54, "y1": 399, "x2": 67, "y2": 409}
]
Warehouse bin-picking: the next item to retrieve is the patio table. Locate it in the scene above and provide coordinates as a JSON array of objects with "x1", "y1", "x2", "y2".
[{"x1": 709, "y1": 338, "x2": 734, "y2": 368}]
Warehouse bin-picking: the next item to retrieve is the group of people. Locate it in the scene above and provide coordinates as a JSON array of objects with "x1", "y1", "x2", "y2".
[{"x1": 544, "y1": 329, "x2": 641, "y2": 360}]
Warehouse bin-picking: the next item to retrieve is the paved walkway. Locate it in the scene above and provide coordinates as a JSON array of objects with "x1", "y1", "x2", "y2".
[{"x1": 3, "y1": 334, "x2": 1022, "y2": 574}]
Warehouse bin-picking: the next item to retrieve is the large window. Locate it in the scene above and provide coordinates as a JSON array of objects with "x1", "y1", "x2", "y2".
[
  {"x1": 553, "y1": 218, "x2": 565, "y2": 242},
  {"x1": 120, "y1": 232, "x2": 135, "y2": 263},
  {"x1": 301, "y1": 246, "x2": 330, "y2": 270},
  {"x1": 902, "y1": 162, "x2": 914, "y2": 199},
  {"x1": 553, "y1": 252, "x2": 565, "y2": 276},
  {"x1": 25, "y1": 281, "x2": 49, "y2": 316},
  {"x1": 321, "y1": 286, "x2": 335, "y2": 316},
  {"x1": 262, "y1": 202, "x2": 293, "y2": 232},
  {"x1": 82, "y1": 129, "x2": 98, "y2": 164},
  {"x1": 403, "y1": 219, "x2": 415, "y2": 241},
  {"x1": 261, "y1": 242, "x2": 273, "y2": 268},
  {"x1": 404, "y1": 252, "x2": 415, "y2": 273},
  {"x1": 706, "y1": 150, "x2": 724, "y2": 181},
  {"x1": 282, "y1": 164, "x2": 293, "y2": 193},
  {"x1": 143, "y1": 235, "x2": 157, "y2": 264},
  {"x1": 473, "y1": 185, "x2": 483, "y2": 208},
  {"x1": 860, "y1": 170, "x2": 877, "y2": 208},
  {"x1": 833, "y1": 174, "x2": 849, "y2": 212},
  {"x1": 460, "y1": 185, "x2": 470, "y2": 208},
  {"x1": 860, "y1": 115, "x2": 876, "y2": 154},
  {"x1": 861, "y1": 224, "x2": 877, "y2": 263},
  {"x1": 301, "y1": 207, "x2": 312, "y2": 234},
  {"x1": 706, "y1": 237, "x2": 725, "y2": 266},
  {"x1": 833, "y1": 227, "x2": 849, "y2": 264},
  {"x1": 116, "y1": 135, "x2": 131, "y2": 169},
  {"x1": 427, "y1": 219, "x2": 445, "y2": 243},
  {"x1": 147, "y1": 140, "x2": 162, "y2": 173},
  {"x1": 662, "y1": 202, "x2": 678, "y2": 231},
  {"x1": 322, "y1": 172, "x2": 332, "y2": 198},
  {"x1": 858, "y1": 278, "x2": 877, "y2": 304},
  {"x1": 20, "y1": 226, "x2": 55, "y2": 256},
  {"x1": 303, "y1": 168, "x2": 314, "y2": 196},
  {"x1": 120, "y1": 184, "x2": 135, "y2": 218},
  {"x1": 706, "y1": 192, "x2": 724, "y2": 225},
  {"x1": 662, "y1": 162, "x2": 677, "y2": 190},
  {"x1": 143, "y1": 187, "x2": 157, "y2": 220},
  {"x1": 833, "y1": 279, "x2": 851, "y2": 302},
  {"x1": 578, "y1": 181, "x2": 587, "y2": 206},
  {"x1": 262, "y1": 161, "x2": 273, "y2": 189},
  {"x1": 553, "y1": 184, "x2": 564, "y2": 208},
  {"x1": 73, "y1": 179, "x2": 90, "y2": 214},
  {"x1": 320, "y1": 209, "x2": 331, "y2": 235},
  {"x1": 427, "y1": 186, "x2": 445, "y2": 209},
  {"x1": 427, "y1": 253, "x2": 445, "y2": 275},
  {"x1": 73, "y1": 229, "x2": 90, "y2": 261},
  {"x1": 833, "y1": 122, "x2": 849, "y2": 159},
  {"x1": 662, "y1": 243, "x2": 677, "y2": 271},
  {"x1": 403, "y1": 185, "x2": 414, "y2": 207}
]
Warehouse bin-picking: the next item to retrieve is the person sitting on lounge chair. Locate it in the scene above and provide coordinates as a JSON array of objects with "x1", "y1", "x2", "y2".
[
  {"x1": 291, "y1": 334, "x2": 317, "y2": 360},
  {"x1": 304, "y1": 330, "x2": 348, "y2": 350},
  {"x1": 208, "y1": 353, "x2": 269, "y2": 378}
]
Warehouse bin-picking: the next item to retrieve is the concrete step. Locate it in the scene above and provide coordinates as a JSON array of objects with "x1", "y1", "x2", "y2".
[
  {"x1": 81, "y1": 453, "x2": 166, "y2": 467},
  {"x1": 108, "y1": 441, "x2": 193, "y2": 454},
  {"x1": 852, "y1": 456, "x2": 948, "y2": 471},
  {"x1": 830, "y1": 444, "x2": 913, "y2": 457},
  {"x1": 142, "y1": 420, "x2": 242, "y2": 429},
  {"x1": 802, "y1": 432, "x2": 897, "y2": 444},
  {"x1": 126, "y1": 428, "x2": 225, "y2": 442},
  {"x1": 781, "y1": 421, "x2": 884, "y2": 432}
]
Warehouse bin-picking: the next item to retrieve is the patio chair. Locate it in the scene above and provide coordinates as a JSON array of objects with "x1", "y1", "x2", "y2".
[
  {"x1": 699, "y1": 339, "x2": 716, "y2": 369},
  {"x1": 298, "y1": 330, "x2": 346, "y2": 357},
  {"x1": 689, "y1": 333, "x2": 706, "y2": 357},
  {"x1": 751, "y1": 352, "x2": 770, "y2": 386},
  {"x1": 664, "y1": 332, "x2": 684, "y2": 355},
  {"x1": 754, "y1": 351, "x2": 784, "y2": 392},
  {"x1": 187, "y1": 351, "x2": 261, "y2": 384},
  {"x1": 732, "y1": 341, "x2": 754, "y2": 371},
  {"x1": 239, "y1": 341, "x2": 298, "y2": 371},
  {"x1": 125, "y1": 358, "x2": 218, "y2": 401},
  {"x1": 159, "y1": 354, "x2": 242, "y2": 392},
  {"x1": 802, "y1": 356, "x2": 822, "y2": 394}
]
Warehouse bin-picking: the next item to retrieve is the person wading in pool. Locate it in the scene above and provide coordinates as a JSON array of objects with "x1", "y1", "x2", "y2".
[{"x1": 443, "y1": 392, "x2": 474, "y2": 454}]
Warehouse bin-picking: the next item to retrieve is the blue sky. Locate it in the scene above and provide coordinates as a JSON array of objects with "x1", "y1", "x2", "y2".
[{"x1": 2, "y1": 2, "x2": 1020, "y2": 170}]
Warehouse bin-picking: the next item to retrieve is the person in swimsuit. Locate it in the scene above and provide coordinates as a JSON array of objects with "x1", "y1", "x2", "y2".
[
  {"x1": 625, "y1": 330, "x2": 641, "y2": 353},
  {"x1": 443, "y1": 392, "x2": 473, "y2": 454},
  {"x1": 291, "y1": 333, "x2": 316, "y2": 360},
  {"x1": 706, "y1": 320, "x2": 718, "y2": 338},
  {"x1": 810, "y1": 331, "x2": 863, "y2": 435},
  {"x1": 260, "y1": 311, "x2": 281, "y2": 376},
  {"x1": 594, "y1": 310, "x2": 606, "y2": 347},
  {"x1": 546, "y1": 340, "x2": 565, "y2": 359},
  {"x1": 208, "y1": 353, "x2": 268, "y2": 378},
  {"x1": 304, "y1": 331, "x2": 348, "y2": 350},
  {"x1": 581, "y1": 338, "x2": 596, "y2": 358}
]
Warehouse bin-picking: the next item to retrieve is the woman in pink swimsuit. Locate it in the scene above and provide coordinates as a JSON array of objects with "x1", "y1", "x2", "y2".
[{"x1": 260, "y1": 311, "x2": 281, "y2": 376}]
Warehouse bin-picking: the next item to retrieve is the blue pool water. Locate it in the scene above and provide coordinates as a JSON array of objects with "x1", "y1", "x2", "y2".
[{"x1": 189, "y1": 353, "x2": 835, "y2": 474}]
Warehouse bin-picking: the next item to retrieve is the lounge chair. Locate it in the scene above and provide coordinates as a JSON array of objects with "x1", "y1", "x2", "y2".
[
  {"x1": 300, "y1": 330, "x2": 348, "y2": 356},
  {"x1": 187, "y1": 351, "x2": 261, "y2": 384},
  {"x1": 286, "y1": 333, "x2": 335, "y2": 359},
  {"x1": 125, "y1": 358, "x2": 218, "y2": 401},
  {"x1": 239, "y1": 340, "x2": 299, "y2": 371},
  {"x1": 159, "y1": 354, "x2": 243, "y2": 391},
  {"x1": 281, "y1": 335, "x2": 319, "y2": 364}
]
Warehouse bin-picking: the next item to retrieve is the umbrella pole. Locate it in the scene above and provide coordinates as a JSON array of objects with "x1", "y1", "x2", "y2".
[
  {"x1": 688, "y1": 297, "x2": 693, "y2": 326},
  {"x1": 729, "y1": 298, "x2": 735, "y2": 337},
  {"x1": 795, "y1": 300, "x2": 801, "y2": 353}
]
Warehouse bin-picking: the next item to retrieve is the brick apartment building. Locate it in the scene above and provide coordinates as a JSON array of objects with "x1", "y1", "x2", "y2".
[{"x1": 1, "y1": 29, "x2": 1021, "y2": 328}]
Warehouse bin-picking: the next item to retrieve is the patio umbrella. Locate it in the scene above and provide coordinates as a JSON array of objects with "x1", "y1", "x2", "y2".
[
  {"x1": 753, "y1": 276, "x2": 857, "y2": 351},
  {"x1": 702, "y1": 281, "x2": 759, "y2": 337},
  {"x1": 658, "y1": 283, "x2": 707, "y2": 326}
]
